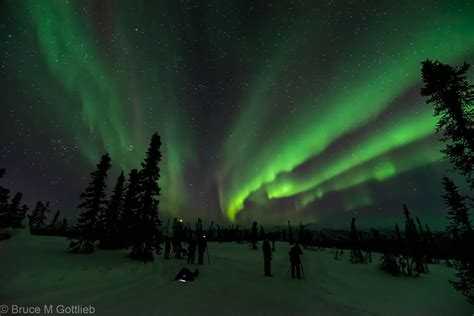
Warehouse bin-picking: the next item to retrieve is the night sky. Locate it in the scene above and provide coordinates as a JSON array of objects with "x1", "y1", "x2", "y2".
[{"x1": 1, "y1": 1, "x2": 473, "y2": 228}]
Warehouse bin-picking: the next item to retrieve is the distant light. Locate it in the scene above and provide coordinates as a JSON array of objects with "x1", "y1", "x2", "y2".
[{"x1": 178, "y1": 279, "x2": 187, "y2": 283}]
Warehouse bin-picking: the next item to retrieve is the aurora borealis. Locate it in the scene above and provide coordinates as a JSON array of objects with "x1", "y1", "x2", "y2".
[{"x1": 1, "y1": 1, "x2": 473, "y2": 228}]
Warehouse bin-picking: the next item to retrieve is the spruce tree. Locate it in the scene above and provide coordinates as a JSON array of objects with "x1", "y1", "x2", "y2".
[
  {"x1": 442, "y1": 176, "x2": 474, "y2": 303},
  {"x1": 421, "y1": 60, "x2": 473, "y2": 303},
  {"x1": 60, "y1": 218, "x2": 68, "y2": 232},
  {"x1": 287, "y1": 220, "x2": 293, "y2": 245},
  {"x1": 118, "y1": 169, "x2": 141, "y2": 248},
  {"x1": 350, "y1": 217, "x2": 365, "y2": 264},
  {"x1": 28, "y1": 201, "x2": 50, "y2": 234},
  {"x1": 68, "y1": 154, "x2": 111, "y2": 254},
  {"x1": 442, "y1": 176, "x2": 472, "y2": 236},
  {"x1": 299, "y1": 221, "x2": 304, "y2": 246},
  {"x1": 130, "y1": 133, "x2": 162, "y2": 261},
  {"x1": 195, "y1": 218, "x2": 203, "y2": 237},
  {"x1": 8, "y1": 192, "x2": 27, "y2": 228},
  {"x1": 50, "y1": 210, "x2": 61, "y2": 230},
  {"x1": 100, "y1": 171, "x2": 125, "y2": 249},
  {"x1": 402, "y1": 204, "x2": 428, "y2": 276},
  {"x1": 421, "y1": 60, "x2": 474, "y2": 189}
]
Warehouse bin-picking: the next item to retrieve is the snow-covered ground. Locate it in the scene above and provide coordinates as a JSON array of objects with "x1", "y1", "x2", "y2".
[{"x1": 1, "y1": 229, "x2": 472, "y2": 316}]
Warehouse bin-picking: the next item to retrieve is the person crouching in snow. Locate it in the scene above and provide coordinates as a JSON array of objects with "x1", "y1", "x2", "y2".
[
  {"x1": 289, "y1": 242, "x2": 303, "y2": 279},
  {"x1": 175, "y1": 268, "x2": 199, "y2": 282},
  {"x1": 262, "y1": 238, "x2": 273, "y2": 277}
]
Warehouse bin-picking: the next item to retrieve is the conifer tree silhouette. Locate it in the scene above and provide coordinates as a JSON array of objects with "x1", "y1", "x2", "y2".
[
  {"x1": 118, "y1": 169, "x2": 141, "y2": 248},
  {"x1": 195, "y1": 218, "x2": 203, "y2": 236},
  {"x1": 129, "y1": 133, "x2": 162, "y2": 262},
  {"x1": 68, "y1": 154, "x2": 111, "y2": 254},
  {"x1": 421, "y1": 60, "x2": 474, "y2": 189},
  {"x1": 50, "y1": 210, "x2": 61, "y2": 230},
  {"x1": 402, "y1": 204, "x2": 428, "y2": 276},
  {"x1": 287, "y1": 220, "x2": 293, "y2": 245},
  {"x1": 100, "y1": 171, "x2": 125, "y2": 249},
  {"x1": 421, "y1": 60, "x2": 473, "y2": 303},
  {"x1": 28, "y1": 201, "x2": 50, "y2": 234},
  {"x1": 8, "y1": 192, "x2": 27, "y2": 228},
  {"x1": 442, "y1": 176, "x2": 472, "y2": 236},
  {"x1": 442, "y1": 177, "x2": 474, "y2": 303},
  {"x1": 350, "y1": 217, "x2": 365, "y2": 264}
]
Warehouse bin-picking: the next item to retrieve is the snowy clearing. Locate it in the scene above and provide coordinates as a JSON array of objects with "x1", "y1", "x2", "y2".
[{"x1": 1, "y1": 229, "x2": 472, "y2": 316}]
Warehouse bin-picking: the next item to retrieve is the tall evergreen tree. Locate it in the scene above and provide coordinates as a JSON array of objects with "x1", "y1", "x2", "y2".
[
  {"x1": 8, "y1": 192, "x2": 27, "y2": 228},
  {"x1": 118, "y1": 169, "x2": 141, "y2": 248},
  {"x1": 442, "y1": 176, "x2": 472, "y2": 236},
  {"x1": 50, "y1": 210, "x2": 61, "y2": 230},
  {"x1": 421, "y1": 60, "x2": 474, "y2": 189},
  {"x1": 402, "y1": 204, "x2": 427, "y2": 276},
  {"x1": 287, "y1": 220, "x2": 293, "y2": 245},
  {"x1": 60, "y1": 218, "x2": 69, "y2": 232},
  {"x1": 130, "y1": 133, "x2": 162, "y2": 261},
  {"x1": 421, "y1": 60, "x2": 473, "y2": 303},
  {"x1": 100, "y1": 171, "x2": 125, "y2": 249},
  {"x1": 195, "y1": 218, "x2": 203, "y2": 237},
  {"x1": 28, "y1": 201, "x2": 50, "y2": 234},
  {"x1": 68, "y1": 154, "x2": 111, "y2": 254},
  {"x1": 350, "y1": 217, "x2": 365, "y2": 264}
]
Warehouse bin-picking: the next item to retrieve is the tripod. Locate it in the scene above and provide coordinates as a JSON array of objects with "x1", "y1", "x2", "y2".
[
  {"x1": 206, "y1": 246, "x2": 211, "y2": 265},
  {"x1": 287, "y1": 262, "x2": 305, "y2": 280}
]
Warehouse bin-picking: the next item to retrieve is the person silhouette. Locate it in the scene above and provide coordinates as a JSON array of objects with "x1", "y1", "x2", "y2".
[
  {"x1": 263, "y1": 238, "x2": 273, "y2": 277},
  {"x1": 289, "y1": 242, "x2": 303, "y2": 279},
  {"x1": 187, "y1": 236, "x2": 197, "y2": 264},
  {"x1": 197, "y1": 234, "x2": 207, "y2": 264}
]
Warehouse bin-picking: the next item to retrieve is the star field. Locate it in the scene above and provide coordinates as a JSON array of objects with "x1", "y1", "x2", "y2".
[{"x1": 0, "y1": 1, "x2": 473, "y2": 228}]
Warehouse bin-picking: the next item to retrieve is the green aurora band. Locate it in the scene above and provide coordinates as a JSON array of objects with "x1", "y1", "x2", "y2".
[
  {"x1": 217, "y1": 3, "x2": 474, "y2": 221},
  {"x1": 3, "y1": 1, "x2": 474, "y2": 225},
  {"x1": 16, "y1": 1, "x2": 195, "y2": 216}
]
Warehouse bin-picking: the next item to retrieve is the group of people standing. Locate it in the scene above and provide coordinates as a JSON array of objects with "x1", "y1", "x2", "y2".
[
  {"x1": 164, "y1": 234, "x2": 208, "y2": 264},
  {"x1": 262, "y1": 239, "x2": 304, "y2": 279},
  {"x1": 166, "y1": 217, "x2": 303, "y2": 280},
  {"x1": 164, "y1": 218, "x2": 209, "y2": 265}
]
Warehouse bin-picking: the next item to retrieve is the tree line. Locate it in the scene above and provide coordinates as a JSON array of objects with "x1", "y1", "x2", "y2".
[
  {"x1": 68, "y1": 132, "x2": 163, "y2": 262},
  {"x1": 0, "y1": 168, "x2": 69, "y2": 238}
]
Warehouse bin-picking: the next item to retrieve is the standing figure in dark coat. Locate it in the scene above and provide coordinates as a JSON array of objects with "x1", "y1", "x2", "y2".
[
  {"x1": 164, "y1": 236, "x2": 171, "y2": 259},
  {"x1": 187, "y1": 237, "x2": 197, "y2": 264},
  {"x1": 262, "y1": 238, "x2": 273, "y2": 277},
  {"x1": 197, "y1": 235, "x2": 207, "y2": 265},
  {"x1": 289, "y1": 242, "x2": 303, "y2": 279}
]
